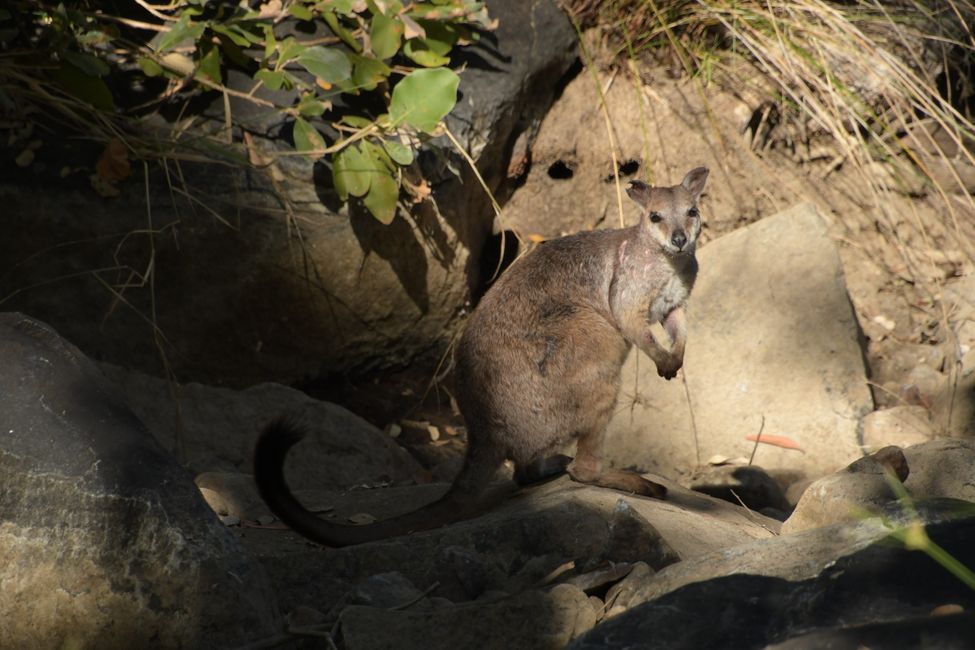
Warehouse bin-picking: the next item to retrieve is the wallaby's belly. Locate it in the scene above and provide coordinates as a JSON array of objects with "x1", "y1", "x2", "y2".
[{"x1": 458, "y1": 304, "x2": 629, "y2": 462}]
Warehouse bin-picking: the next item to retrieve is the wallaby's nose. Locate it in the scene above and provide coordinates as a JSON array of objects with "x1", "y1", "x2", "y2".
[{"x1": 671, "y1": 231, "x2": 687, "y2": 249}]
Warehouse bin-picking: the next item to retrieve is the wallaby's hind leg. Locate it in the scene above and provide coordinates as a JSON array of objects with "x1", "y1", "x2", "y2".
[
  {"x1": 568, "y1": 428, "x2": 666, "y2": 498},
  {"x1": 514, "y1": 454, "x2": 573, "y2": 486}
]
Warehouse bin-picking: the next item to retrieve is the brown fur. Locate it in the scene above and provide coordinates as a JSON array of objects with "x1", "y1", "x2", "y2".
[{"x1": 254, "y1": 167, "x2": 709, "y2": 546}]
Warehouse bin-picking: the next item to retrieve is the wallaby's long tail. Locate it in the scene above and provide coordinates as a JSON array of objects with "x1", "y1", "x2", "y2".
[{"x1": 253, "y1": 418, "x2": 503, "y2": 547}]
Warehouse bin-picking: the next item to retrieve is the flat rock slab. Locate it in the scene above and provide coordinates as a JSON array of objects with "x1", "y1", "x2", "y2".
[
  {"x1": 0, "y1": 313, "x2": 276, "y2": 649},
  {"x1": 607, "y1": 203, "x2": 873, "y2": 478},
  {"x1": 341, "y1": 583, "x2": 597, "y2": 650},
  {"x1": 247, "y1": 475, "x2": 779, "y2": 610}
]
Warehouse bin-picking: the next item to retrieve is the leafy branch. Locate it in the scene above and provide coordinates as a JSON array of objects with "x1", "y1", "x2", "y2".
[{"x1": 0, "y1": 0, "x2": 495, "y2": 223}]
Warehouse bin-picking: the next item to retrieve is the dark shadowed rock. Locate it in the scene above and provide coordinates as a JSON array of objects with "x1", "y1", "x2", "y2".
[
  {"x1": 687, "y1": 462, "x2": 791, "y2": 513},
  {"x1": 102, "y1": 364, "x2": 423, "y2": 486},
  {"x1": 341, "y1": 583, "x2": 596, "y2": 650},
  {"x1": 569, "y1": 506, "x2": 975, "y2": 650},
  {"x1": 0, "y1": 313, "x2": 276, "y2": 648},
  {"x1": 766, "y1": 613, "x2": 975, "y2": 650}
]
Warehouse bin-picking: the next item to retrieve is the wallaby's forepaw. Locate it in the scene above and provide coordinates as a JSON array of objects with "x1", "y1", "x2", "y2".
[{"x1": 656, "y1": 363, "x2": 681, "y2": 380}]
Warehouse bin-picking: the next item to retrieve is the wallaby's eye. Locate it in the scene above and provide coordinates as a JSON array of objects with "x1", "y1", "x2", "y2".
[
  {"x1": 649, "y1": 212, "x2": 663, "y2": 223},
  {"x1": 688, "y1": 207, "x2": 699, "y2": 219}
]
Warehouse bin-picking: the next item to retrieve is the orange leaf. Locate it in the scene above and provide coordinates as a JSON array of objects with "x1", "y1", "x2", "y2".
[
  {"x1": 95, "y1": 138, "x2": 130, "y2": 184},
  {"x1": 745, "y1": 433, "x2": 804, "y2": 452}
]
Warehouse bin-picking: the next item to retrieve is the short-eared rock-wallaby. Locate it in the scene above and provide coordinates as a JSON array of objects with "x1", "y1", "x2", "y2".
[{"x1": 255, "y1": 167, "x2": 709, "y2": 546}]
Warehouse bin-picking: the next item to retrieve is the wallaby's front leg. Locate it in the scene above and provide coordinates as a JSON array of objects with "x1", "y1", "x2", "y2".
[
  {"x1": 656, "y1": 306, "x2": 687, "y2": 379},
  {"x1": 619, "y1": 306, "x2": 686, "y2": 380}
]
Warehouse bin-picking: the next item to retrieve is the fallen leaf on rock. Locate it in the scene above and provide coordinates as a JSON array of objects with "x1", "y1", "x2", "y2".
[
  {"x1": 745, "y1": 433, "x2": 804, "y2": 451},
  {"x1": 15, "y1": 148, "x2": 34, "y2": 167},
  {"x1": 348, "y1": 513, "x2": 376, "y2": 525},
  {"x1": 872, "y1": 314, "x2": 896, "y2": 331}
]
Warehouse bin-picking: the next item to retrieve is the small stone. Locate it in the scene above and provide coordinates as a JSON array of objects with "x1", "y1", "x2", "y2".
[
  {"x1": 872, "y1": 314, "x2": 896, "y2": 331},
  {"x1": 861, "y1": 406, "x2": 934, "y2": 452},
  {"x1": 352, "y1": 572, "x2": 424, "y2": 609},
  {"x1": 782, "y1": 447, "x2": 910, "y2": 534}
]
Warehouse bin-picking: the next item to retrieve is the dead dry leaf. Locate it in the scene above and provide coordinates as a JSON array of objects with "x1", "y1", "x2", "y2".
[
  {"x1": 348, "y1": 512, "x2": 376, "y2": 525},
  {"x1": 745, "y1": 433, "x2": 804, "y2": 452},
  {"x1": 96, "y1": 138, "x2": 131, "y2": 184}
]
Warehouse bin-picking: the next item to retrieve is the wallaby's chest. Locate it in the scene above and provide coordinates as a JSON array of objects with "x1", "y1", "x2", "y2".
[{"x1": 648, "y1": 262, "x2": 694, "y2": 323}]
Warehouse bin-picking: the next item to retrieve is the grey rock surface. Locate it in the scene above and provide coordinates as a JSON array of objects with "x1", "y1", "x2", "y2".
[
  {"x1": 102, "y1": 364, "x2": 422, "y2": 487},
  {"x1": 247, "y1": 475, "x2": 779, "y2": 611},
  {"x1": 0, "y1": 313, "x2": 276, "y2": 649}
]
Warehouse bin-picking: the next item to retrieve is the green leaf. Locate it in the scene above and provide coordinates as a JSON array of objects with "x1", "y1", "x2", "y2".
[
  {"x1": 332, "y1": 144, "x2": 371, "y2": 199},
  {"x1": 298, "y1": 46, "x2": 352, "y2": 84},
  {"x1": 289, "y1": 3, "x2": 314, "y2": 21},
  {"x1": 63, "y1": 51, "x2": 109, "y2": 77},
  {"x1": 293, "y1": 118, "x2": 327, "y2": 159},
  {"x1": 137, "y1": 57, "x2": 164, "y2": 77},
  {"x1": 389, "y1": 67, "x2": 459, "y2": 133},
  {"x1": 361, "y1": 139, "x2": 395, "y2": 173},
  {"x1": 197, "y1": 45, "x2": 222, "y2": 83},
  {"x1": 363, "y1": 171, "x2": 399, "y2": 224},
  {"x1": 403, "y1": 39, "x2": 450, "y2": 67},
  {"x1": 210, "y1": 23, "x2": 251, "y2": 47},
  {"x1": 322, "y1": 11, "x2": 363, "y2": 53},
  {"x1": 157, "y1": 13, "x2": 205, "y2": 53},
  {"x1": 320, "y1": 0, "x2": 354, "y2": 14},
  {"x1": 349, "y1": 53, "x2": 390, "y2": 91},
  {"x1": 276, "y1": 37, "x2": 306, "y2": 64},
  {"x1": 383, "y1": 139, "x2": 414, "y2": 166},
  {"x1": 53, "y1": 62, "x2": 114, "y2": 111},
  {"x1": 415, "y1": 20, "x2": 458, "y2": 54},
  {"x1": 297, "y1": 94, "x2": 327, "y2": 116},
  {"x1": 369, "y1": 12, "x2": 402, "y2": 60},
  {"x1": 263, "y1": 24, "x2": 276, "y2": 60},
  {"x1": 340, "y1": 115, "x2": 374, "y2": 128},
  {"x1": 255, "y1": 69, "x2": 285, "y2": 91}
]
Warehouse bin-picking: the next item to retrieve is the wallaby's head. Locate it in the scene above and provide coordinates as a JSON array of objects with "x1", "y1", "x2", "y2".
[{"x1": 626, "y1": 167, "x2": 709, "y2": 256}]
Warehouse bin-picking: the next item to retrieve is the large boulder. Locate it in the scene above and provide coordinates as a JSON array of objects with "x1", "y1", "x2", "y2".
[
  {"x1": 0, "y1": 313, "x2": 276, "y2": 648},
  {"x1": 249, "y1": 474, "x2": 778, "y2": 612},
  {"x1": 0, "y1": 0, "x2": 578, "y2": 387},
  {"x1": 568, "y1": 502, "x2": 975, "y2": 650},
  {"x1": 101, "y1": 364, "x2": 423, "y2": 485},
  {"x1": 605, "y1": 203, "x2": 874, "y2": 479}
]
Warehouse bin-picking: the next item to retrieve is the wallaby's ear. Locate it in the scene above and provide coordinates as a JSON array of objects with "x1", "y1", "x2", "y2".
[
  {"x1": 626, "y1": 180, "x2": 653, "y2": 208},
  {"x1": 681, "y1": 167, "x2": 709, "y2": 201}
]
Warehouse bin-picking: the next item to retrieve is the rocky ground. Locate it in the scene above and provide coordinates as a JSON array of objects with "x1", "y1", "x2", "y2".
[{"x1": 3, "y1": 3, "x2": 975, "y2": 648}]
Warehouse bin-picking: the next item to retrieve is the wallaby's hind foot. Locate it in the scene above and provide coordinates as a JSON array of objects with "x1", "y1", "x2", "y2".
[
  {"x1": 514, "y1": 454, "x2": 573, "y2": 486},
  {"x1": 568, "y1": 461, "x2": 667, "y2": 499}
]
